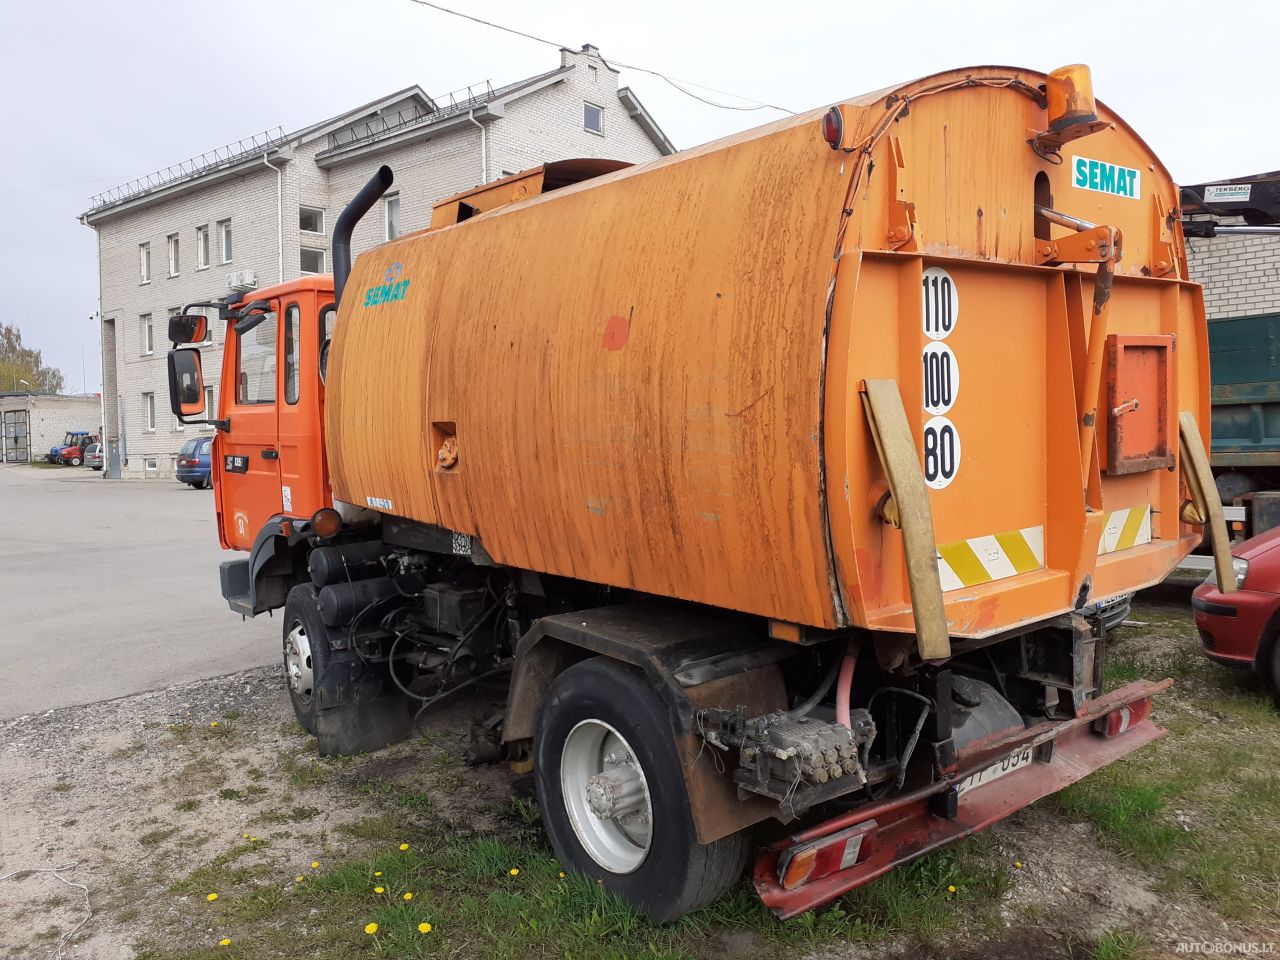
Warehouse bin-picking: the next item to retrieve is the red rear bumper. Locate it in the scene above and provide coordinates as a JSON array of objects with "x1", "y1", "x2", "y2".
[{"x1": 753, "y1": 679, "x2": 1171, "y2": 918}]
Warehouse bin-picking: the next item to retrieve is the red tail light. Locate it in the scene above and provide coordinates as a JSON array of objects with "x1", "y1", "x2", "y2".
[
  {"x1": 822, "y1": 106, "x2": 844, "y2": 150},
  {"x1": 778, "y1": 821, "x2": 876, "y2": 890},
  {"x1": 1095, "y1": 697, "x2": 1152, "y2": 738}
]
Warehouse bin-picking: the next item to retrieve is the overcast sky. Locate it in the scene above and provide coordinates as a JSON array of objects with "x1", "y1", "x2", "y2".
[{"x1": 2, "y1": 0, "x2": 1275, "y2": 393}]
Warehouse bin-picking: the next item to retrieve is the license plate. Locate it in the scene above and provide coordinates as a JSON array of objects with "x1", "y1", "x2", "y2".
[{"x1": 957, "y1": 744, "x2": 1034, "y2": 795}]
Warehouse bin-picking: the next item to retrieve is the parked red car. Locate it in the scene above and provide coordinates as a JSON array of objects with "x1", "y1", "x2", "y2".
[{"x1": 1192, "y1": 529, "x2": 1280, "y2": 704}]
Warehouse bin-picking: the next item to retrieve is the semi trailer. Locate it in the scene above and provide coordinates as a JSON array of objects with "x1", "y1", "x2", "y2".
[{"x1": 164, "y1": 63, "x2": 1234, "y2": 921}]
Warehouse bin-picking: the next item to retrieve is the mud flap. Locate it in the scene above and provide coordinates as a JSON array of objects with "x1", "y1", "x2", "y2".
[{"x1": 313, "y1": 652, "x2": 415, "y2": 756}]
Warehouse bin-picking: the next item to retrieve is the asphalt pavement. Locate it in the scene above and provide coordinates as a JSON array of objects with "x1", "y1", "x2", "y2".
[{"x1": 0, "y1": 464, "x2": 277, "y2": 719}]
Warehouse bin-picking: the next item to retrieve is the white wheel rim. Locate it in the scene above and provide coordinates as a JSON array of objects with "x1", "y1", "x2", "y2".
[
  {"x1": 560, "y1": 719, "x2": 653, "y2": 874},
  {"x1": 284, "y1": 623, "x2": 314, "y2": 705}
]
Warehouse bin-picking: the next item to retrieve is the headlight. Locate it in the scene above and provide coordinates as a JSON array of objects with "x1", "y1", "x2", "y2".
[{"x1": 1204, "y1": 557, "x2": 1249, "y2": 590}]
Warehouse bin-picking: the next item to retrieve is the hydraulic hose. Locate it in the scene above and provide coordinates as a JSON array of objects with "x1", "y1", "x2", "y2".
[
  {"x1": 785, "y1": 650, "x2": 842, "y2": 721},
  {"x1": 835, "y1": 640, "x2": 858, "y2": 729}
]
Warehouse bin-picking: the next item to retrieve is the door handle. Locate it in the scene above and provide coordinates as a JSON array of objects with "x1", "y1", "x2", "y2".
[{"x1": 261, "y1": 449, "x2": 279, "y2": 460}]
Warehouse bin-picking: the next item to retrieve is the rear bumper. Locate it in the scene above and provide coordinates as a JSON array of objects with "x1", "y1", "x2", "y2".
[
  {"x1": 175, "y1": 467, "x2": 209, "y2": 482},
  {"x1": 753, "y1": 678, "x2": 1170, "y2": 918}
]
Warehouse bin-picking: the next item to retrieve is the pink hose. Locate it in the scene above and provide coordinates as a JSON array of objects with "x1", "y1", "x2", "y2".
[{"x1": 835, "y1": 641, "x2": 857, "y2": 729}]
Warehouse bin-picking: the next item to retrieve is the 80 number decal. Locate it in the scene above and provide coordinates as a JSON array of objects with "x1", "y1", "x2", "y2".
[{"x1": 922, "y1": 416, "x2": 961, "y2": 489}]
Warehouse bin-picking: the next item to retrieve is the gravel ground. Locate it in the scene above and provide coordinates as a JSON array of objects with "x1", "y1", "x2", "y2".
[{"x1": 0, "y1": 654, "x2": 1270, "y2": 959}]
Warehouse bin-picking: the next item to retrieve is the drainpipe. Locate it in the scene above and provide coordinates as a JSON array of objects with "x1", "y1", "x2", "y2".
[
  {"x1": 467, "y1": 110, "x2": 487, "y2": 185},
  {"x1": 262, "y1": 153, "x2": 284, "y2": 282}
]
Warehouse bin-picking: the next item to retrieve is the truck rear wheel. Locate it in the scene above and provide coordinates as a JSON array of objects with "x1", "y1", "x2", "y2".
[
  {"x1": 534, "y1": 657, "x2": 749, "y2": 922},
  {"x1": 283, "y1": 585, "x2": 331, "y2": 735}
]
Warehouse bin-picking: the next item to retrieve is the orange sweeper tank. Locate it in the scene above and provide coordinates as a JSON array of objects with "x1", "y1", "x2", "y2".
[{"x1": 324, "y1": 64, "x2": 1233, "y2": 664}]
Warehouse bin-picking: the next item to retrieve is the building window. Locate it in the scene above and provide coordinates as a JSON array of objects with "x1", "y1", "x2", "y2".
[
  {"x1": 196, "y1": 225, "x2": 209, "y2": 269},
  {"x1": 584, "y1": 101, "x2": 604, "y2": 135},
  {"x1": 219, "y1": 220, "x2": 233, "y2": 263},
  {"x1": 174, "y1": 410, "x2": 184, "y2": 432},
  {"x1": 202, "y1": 385, "x2": 216, "y2": 430},
  {"x1": 139, "y1": 314, "x2": 154, "y2": 356},
  {"x1": 299, "y1": 206, "x2": 325, "y2": 234},
  {"x1": 167, "y1": 233, "x2": 180, "y2": 276},
  {"x1": 588, "y1": 64, "x2": 598, "y2": 83},
  {"x1": 300, "y1": 248, "x2": 325, "y2": 275},
  {"x1": 139, "y1": 243, "x2": 151, "y2": 283},
  {"x1": 144, "y1": 457, "x2": 158, "y2": 472},
  {"x1": 143, "y1": 393, "x2": 156, "y2": 432},
  {"x1": 385, "y1": 194, "x2": 401, "y2": 240}
]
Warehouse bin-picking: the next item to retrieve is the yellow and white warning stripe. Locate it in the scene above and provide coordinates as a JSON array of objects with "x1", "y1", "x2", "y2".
[
  {"x1": 936, "y1": 526, "x2": 1045, "y2": 592},
  {"x1": 1097, "y1": 504, "x2": 1152, "y2": 555}
]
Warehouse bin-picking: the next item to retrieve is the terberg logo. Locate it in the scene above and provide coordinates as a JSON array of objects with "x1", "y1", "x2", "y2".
[{"x1": 363, "y1": 261, "x2": 410, "y2": 307}]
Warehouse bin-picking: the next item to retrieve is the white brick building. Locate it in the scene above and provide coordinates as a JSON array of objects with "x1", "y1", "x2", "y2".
[
  {"x1": 1184, "y1": 174, "x2": 1280, "y2": 319},
  {"x1": 81, "y1": 46, "x2": 672, "y2": 479},
  {"x1": 0, "y1": 391, "x2": 101, "y2": 464}
]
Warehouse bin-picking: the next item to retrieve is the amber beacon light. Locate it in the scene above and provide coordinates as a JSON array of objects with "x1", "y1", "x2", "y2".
[{"x1": 1045, "y1": 63, "x2": 1098, "y2": 132}]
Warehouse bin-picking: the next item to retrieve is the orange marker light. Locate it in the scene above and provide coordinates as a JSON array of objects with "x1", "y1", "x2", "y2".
[
  {"x1": 1045, "y1": 64, "x2": 1097, "y2": 133},
  {"x1": 311, "y1": 508, "x2": 342, "y2": 539}
]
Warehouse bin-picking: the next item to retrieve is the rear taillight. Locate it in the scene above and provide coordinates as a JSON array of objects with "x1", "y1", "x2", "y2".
[
  {"x1": 821, "y1": 106, "x2": 844, "y2": 150},
  {"x1": 1094, "y1": 697, "x2": 1152, "y2": 738},
  {"x1": 778, "y1": 821, "x2": 876, "y2": 890}
]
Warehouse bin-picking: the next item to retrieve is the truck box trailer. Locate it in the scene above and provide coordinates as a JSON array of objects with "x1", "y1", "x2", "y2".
[{"x1": 164, "y1": 63, "x2": 1234, "y2": 921}]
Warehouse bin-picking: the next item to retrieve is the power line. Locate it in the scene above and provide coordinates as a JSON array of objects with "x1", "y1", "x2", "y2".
[{"x1": 404, "y1": 0, "x2": 795, "y2": 114}]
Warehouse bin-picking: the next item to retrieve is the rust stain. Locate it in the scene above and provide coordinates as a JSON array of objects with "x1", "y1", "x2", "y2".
[{"x1": 725, "y1": 385, "x2": 775, "y2": 419}]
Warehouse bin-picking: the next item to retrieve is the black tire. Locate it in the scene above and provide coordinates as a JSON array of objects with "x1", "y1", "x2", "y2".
[
  {"x1": 534, "y1": 657, "x2": 750, "y2": 923},
  {"x1": 69, "y1": 456, "x2": 82, "y2": 467},
  {"x1": 283, "y1": 585, "x2": 331, "y2": 735}
]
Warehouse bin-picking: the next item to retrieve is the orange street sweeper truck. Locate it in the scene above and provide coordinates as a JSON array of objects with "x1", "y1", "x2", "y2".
[{"x1": 164, "y1": 63, "x2": 1234, "y2": 920}]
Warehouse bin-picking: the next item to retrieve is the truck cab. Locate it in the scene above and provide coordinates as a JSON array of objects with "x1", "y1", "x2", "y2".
[{"x1": 164, "y1": 278, "x2": 336, "y2": 608}]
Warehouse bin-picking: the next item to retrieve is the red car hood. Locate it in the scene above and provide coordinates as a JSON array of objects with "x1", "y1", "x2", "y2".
[{"x1": 1234, "y1": 526, "x2": 1280, "y2": 562}]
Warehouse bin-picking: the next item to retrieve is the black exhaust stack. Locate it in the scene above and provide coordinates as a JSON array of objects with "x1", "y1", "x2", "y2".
[{"x1": 332, "y1": 165, "x2": 394, "y2": 306}]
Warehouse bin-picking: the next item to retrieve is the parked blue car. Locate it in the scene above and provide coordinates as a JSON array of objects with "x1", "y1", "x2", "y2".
[{"x1": 175, "y1": 436, "x2": 213, "y2": 488}]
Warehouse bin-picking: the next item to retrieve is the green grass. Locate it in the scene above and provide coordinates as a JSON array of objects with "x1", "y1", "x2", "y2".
[
  {"x1": 1056, "y1": 597, "x2": 1280, "y2": 921},
  {"x1": 1090, "y1": 928, "x2": 1146, "y2": 960},
  {"x1": 174, "y1": 798, "x2": 202, "y2": 813},
  {"x1": 136, "y1": 829, "x2": 1008, "y2": 960}
]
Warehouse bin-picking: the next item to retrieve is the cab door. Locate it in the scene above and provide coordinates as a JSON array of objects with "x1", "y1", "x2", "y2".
[
  {"x1": 218, "y1": 305, "x2": 282, "y2": 551},
  {"x1": 276, "y1": 294, "x2": 331, "y2": 521}
]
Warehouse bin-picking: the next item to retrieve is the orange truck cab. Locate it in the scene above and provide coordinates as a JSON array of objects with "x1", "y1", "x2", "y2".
[{"x1": 164, "y1": 64, "x2": 1237, "y2": 923}]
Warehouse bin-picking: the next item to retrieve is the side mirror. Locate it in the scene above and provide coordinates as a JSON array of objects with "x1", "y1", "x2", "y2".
[
  {"x1": 168, "y1": 314, "x2": 208, "y2": 344},
  {"x1": 167, "y1": 348, "x2": 206, "y2": 418}
]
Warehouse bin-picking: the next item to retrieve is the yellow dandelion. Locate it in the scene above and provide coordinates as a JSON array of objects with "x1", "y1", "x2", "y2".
[
  {"x1": 373, "y1": 871, "x2": 382, "y2": 877},
  {"x1": 241, "y1": 833, "x2": 249, "y2": 839},
  {"x1": 418, "y1": 922, "x2": 433, "y2": 934},
  {"x1": 311, "y1": 861, "x2": 320, "y2": 869},
  {"x1": 294, "y1": 876, "x2": 304, "y2": 883},
  {"x1": 249, "y1": 836, "x2": 258, "y2": 842},
  {"x1": 559, "y1": 871, "x2": 566, "y2": 879},
  {"x1": 206, "y1": 893, "x2": 219, "y2": 902},
  {"x1": 403, "y1": 892, "x2": 414, "y2": 901},
  {"x1": 509, "y1": 868, "x2": 519, "y2": 877},
  {"x1": 218, "y1": 938, "x2": 232, "y2": 947},
  {"x1": 364, "y1": 922, "x2": 379, "y2": 935},
  {"x1": 374, "y1": 886, "x2": 384, "y2": 894},
  {"x1": 947, "y1": 884, "x2": 957, "y2": 894},
  {"x1": 210, "y1": 721, "x2": 219, "y2": 727},
  {"x1": 1014, "y1": 860, "x2": 1023, "y2": 869},
  {"x1": 399, "y1": 843, "x2": 410, "y2": 851}
]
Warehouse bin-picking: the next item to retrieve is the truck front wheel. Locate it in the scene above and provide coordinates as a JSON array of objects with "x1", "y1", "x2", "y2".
[
  {"x1": 282, "y1": 585, "x2": 331, "y2": 735},
  {"x1": 534, "y1": 657, "x2": 749, "y2": 922}
]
